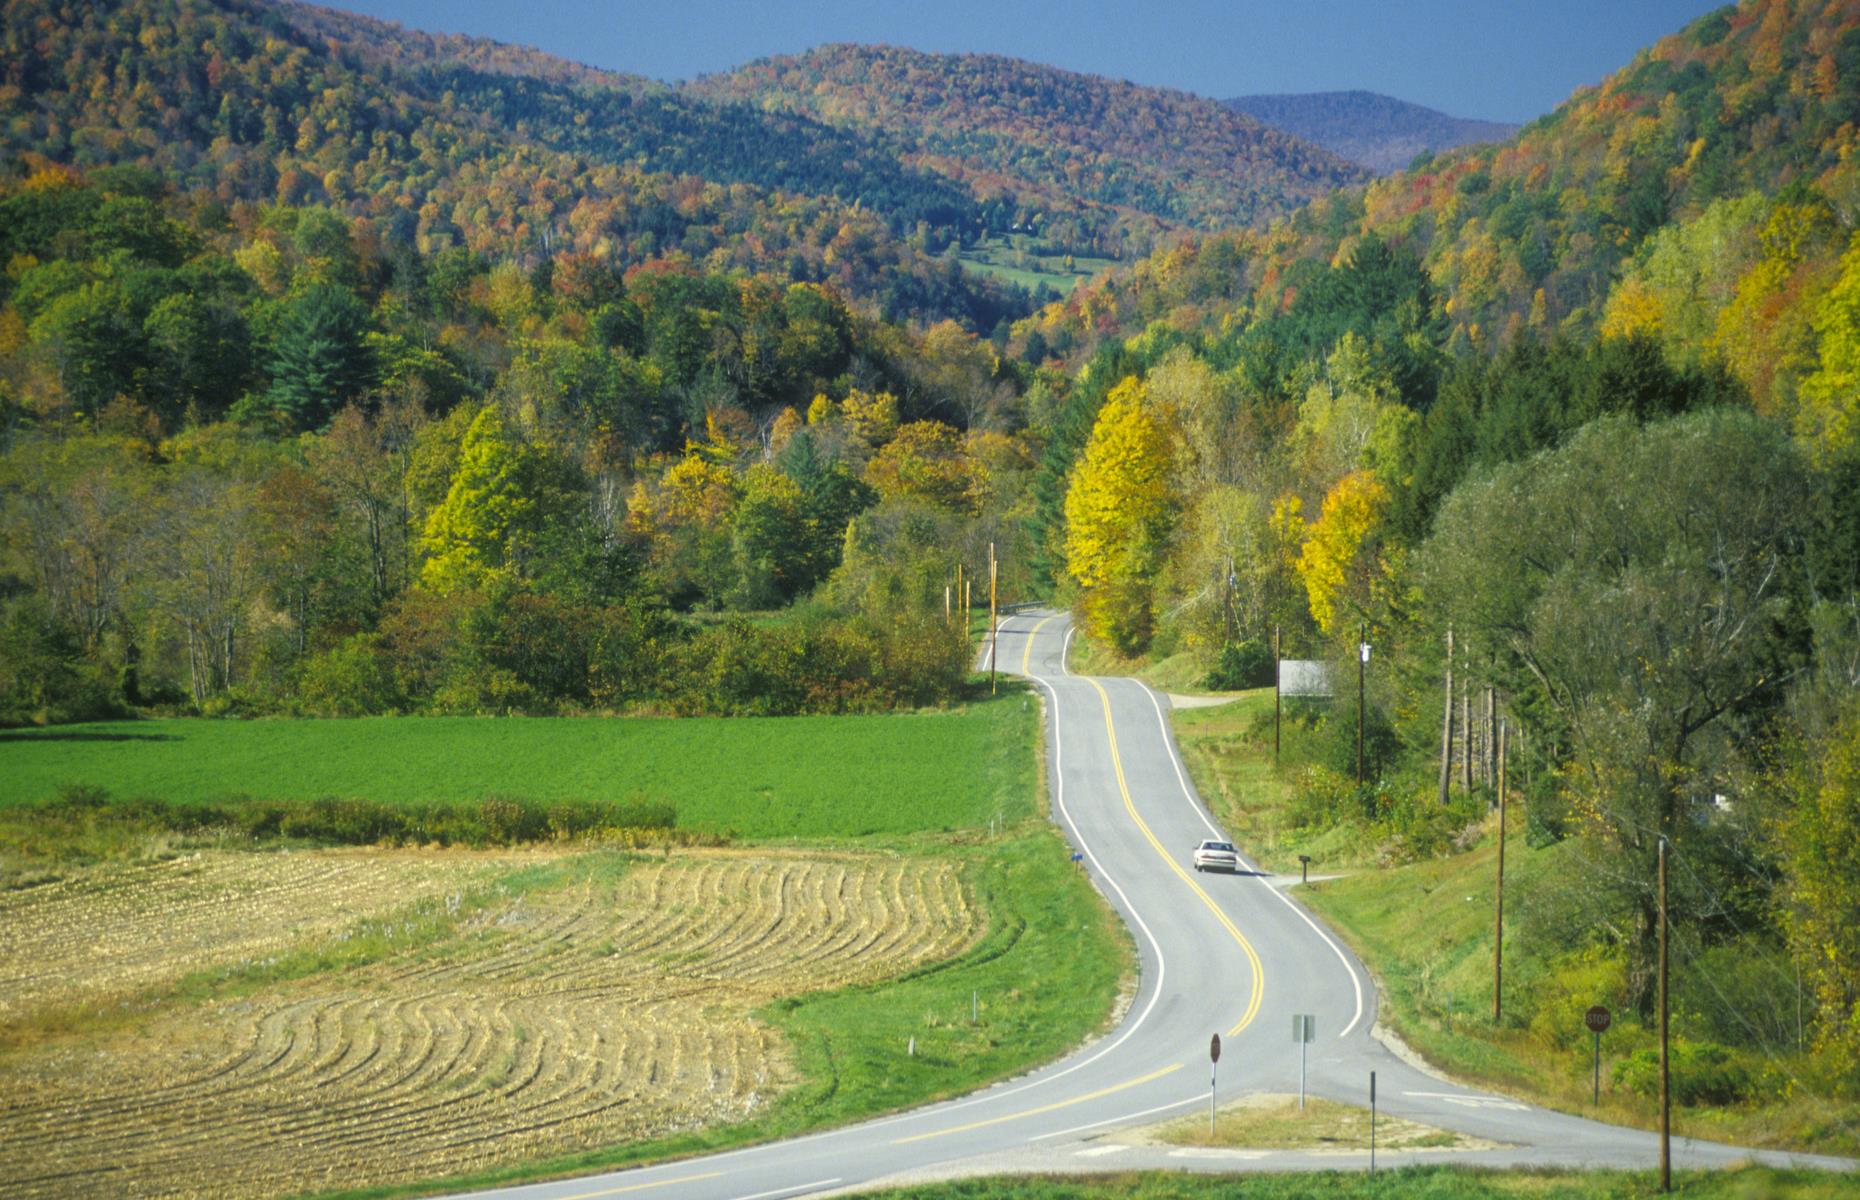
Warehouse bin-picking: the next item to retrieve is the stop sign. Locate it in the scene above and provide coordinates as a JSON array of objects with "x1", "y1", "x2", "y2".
[
  {"x1": 1585, "y1": 1005, "x2": 1612, "y2": 1033},
  {"x1": 1210, "y1": 1033, "x2": 1221, "y2": 1063}
]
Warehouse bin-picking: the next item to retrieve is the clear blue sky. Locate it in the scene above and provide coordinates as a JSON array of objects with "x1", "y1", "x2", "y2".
[{"x1": 329, "y1": 0, "x2": 1729, "y2": 124}]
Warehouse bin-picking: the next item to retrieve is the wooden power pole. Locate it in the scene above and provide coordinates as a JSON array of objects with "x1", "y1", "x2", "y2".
[
  {"x1": 1437, "y1": 629, "x2": 1455, "y2": 805},
  {"x1": 1493, "y1": 717, "x2": 1507, "y2": 1023},
  {"x1": 1659, "y1": 835, "x2": 1671, "y2": 1192}
]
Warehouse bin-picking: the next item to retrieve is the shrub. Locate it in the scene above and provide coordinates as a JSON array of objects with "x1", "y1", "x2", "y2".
[
  {"x1": 298, "y1": 633, "x2": 401, "y2": 716},
  {"x1": 1313, "y1": 703, "x2": 1399, "y2": 781},
  {"x1": 1202, "y1": 639, "x2": 1274, "y2": 690},
  {"x1": 1612, "y1": 1039, "x2": 1754, "y2": 1105}
]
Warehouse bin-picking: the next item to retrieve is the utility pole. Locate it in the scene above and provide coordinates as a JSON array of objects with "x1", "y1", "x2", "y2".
[
  {"x1": 1273, "y1": 624, "x2": 1282, "y2": 766},
  {"x1": 1493, "y1": 717, "x2": 1507, "y2": 1024},
  {"x1": 1438, "y1": 628, "x2": 1455, "y2": 805},
  {"x1": 1356, "y1": 623, "x2": 1367, "y2": 786},
  {"x1": 988, "y1": 542, "x2": 998, "y2": 695},
  {"x1": 1659, "y1": 835, "x2": 1671, "y2": 1193}
]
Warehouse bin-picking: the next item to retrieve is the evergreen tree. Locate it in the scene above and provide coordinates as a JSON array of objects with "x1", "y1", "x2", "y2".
[{"x1": 263, "y1": 283, "x2": 375, "y2": 431}]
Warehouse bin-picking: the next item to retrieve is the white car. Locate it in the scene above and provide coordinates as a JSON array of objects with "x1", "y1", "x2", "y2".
[{"x1": 1192, "y1": 839, "x2": 1240, "y2": 873}]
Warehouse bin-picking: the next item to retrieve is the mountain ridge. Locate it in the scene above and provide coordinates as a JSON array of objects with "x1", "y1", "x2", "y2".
[
  {"x1": 687, "y1": 42, "x2": 1372, "y2": 258},
  {"x1": 1224, "y1": 89, "x2": 1520, "y2": 174}
]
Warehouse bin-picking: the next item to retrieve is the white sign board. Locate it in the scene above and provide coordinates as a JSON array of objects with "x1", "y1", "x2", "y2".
[{"x1": 1279, "y1": 660, "x2": 1333, "y2": 698}]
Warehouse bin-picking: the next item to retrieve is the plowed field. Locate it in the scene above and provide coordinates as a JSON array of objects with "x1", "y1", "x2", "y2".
[{"x1": 0, "y1": 847, "x2": 981, "y2": 1199}]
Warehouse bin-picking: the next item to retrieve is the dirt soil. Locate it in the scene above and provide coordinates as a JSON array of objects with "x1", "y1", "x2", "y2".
[{"x1": 0, "y1": 847, "x2": 981, "y2": 1199}]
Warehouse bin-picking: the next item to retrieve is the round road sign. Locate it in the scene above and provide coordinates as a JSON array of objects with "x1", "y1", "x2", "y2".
[
  {"x1": 1210, "y1": 1033, "x2": 1221, "y2": 1063},
  {"x1": 1585, "y1": 1005, "x2": 1612, "y2": 1033}
]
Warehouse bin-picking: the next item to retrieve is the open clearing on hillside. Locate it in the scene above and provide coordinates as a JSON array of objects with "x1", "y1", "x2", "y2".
[
  {"x1": 0, "y1": 704, "x2": 1035, "y2": 839},
  {"x1": 0, "y1": 846, "x2": 982, "y2": 1200}
]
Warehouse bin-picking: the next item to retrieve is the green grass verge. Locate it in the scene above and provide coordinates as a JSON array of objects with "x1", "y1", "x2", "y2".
[
  {"x1": 1067, "y1": 638, "x2": 1225, "y2": 695},
  {"x1": 1300, "y1": 837, "x2": 1860, "y2": 1157},
  {"x1": 1162, "y1": 693, "x2": 1860, "y2": 1157},
  {"x1": 1170, "y1": 689, "x2": 1379, "y2": 874},
  {"x1": 314, "y1": 824, "x2": 1130, "y2": 1200},
  {"x1": 0, "y1": 699, "x2": 1040, "y2": 842},
  {"x1": 842, "y1": 1166, "x2": 1858, "y2": 1199}
]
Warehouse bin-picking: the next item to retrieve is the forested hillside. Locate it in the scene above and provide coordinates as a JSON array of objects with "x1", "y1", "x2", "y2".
[
  {"x1": 689, "y1": 44, "x2": 1370, "y2": 261},
  {"x1": 1225, "y1": 91, "x2": 1518, "y2": 175},
  {"x1": 0, "y1": 0, "x2": 1027, "y2": 329},
  {"x1": 0, "y1": 164, "x2": 1041, "y2": 720},
  {"x1": 1005, "y1": 0, "x2": 1860, "y2": 1132}
]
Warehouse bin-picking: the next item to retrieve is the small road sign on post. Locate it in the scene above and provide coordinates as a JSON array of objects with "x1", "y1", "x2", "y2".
[
  {"x1": 1209, "y1": 1033, "x2": 1221, "y2": 1137},
  {"x1": 1292, "y1": 1014, "x2": 1314, "y2": 1108},
  {"x1": 1586, "y1": 1005, "x2": 1612, "y2": 1104}
]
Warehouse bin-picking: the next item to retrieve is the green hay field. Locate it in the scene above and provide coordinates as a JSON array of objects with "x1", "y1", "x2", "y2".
[{"x1": 0, "y1": 696, "x2": 1040, "y2": 841}]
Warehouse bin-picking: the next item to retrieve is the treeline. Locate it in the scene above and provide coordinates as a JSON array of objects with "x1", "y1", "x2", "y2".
[
  {"x1": 0, "y1": 168, "x2": 1032, "y2": 721},
  {"x1": 1033, "y1": 238, "x2": 1860, "y2": 1103},
  {"x1": 0, "y1": 0, "x2": 1028, "y2": 330}
]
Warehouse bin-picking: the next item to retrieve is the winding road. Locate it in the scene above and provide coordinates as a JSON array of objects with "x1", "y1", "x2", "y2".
[{"x1": 442, "y1": 609, "x2": 1852, "y2": 1200}]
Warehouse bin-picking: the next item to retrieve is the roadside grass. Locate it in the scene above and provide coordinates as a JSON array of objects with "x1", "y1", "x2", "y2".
[
  {"x1": 1069, "y1": 638, "x2": 1223, "y2": 695},
  {"x1": 842, "y1": 1165, "x2": 1859, "y2": 1199},
  {"x1": 1150, "y1": 1094, "x2": 1471, "y2": 1151},
  {"x1": 1300, "y1": 835, "x2": 1860, "y2": 1158},
  {"x1": 1169, "y1": 690, "x2": 1390, "y2": 874},
  {"x1": 1155, "y1": 681, "x2": 1860, "y2": 1157},
  {"x1": 0, "y1": 698, "x2": 1039, "y2": 843}
]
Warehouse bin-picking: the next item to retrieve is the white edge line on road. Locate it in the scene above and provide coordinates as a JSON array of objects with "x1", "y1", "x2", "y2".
[
  {"x1": 725, "y1": 1178, "x2": 842, "y2": 1200},
  {"x1": 1025, "y1": 1093, "x2": 1204, "y2": 1143},
  {"x1": 771, "y1": 612, "x2": 1167, "y2": 1141},
  {"x1": 1136, "y1": 680, "x2": 1367, "y2": 1040}
]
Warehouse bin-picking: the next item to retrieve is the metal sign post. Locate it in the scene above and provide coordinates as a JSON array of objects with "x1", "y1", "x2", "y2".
[
  {"x1": 1369, "y1": 1070, "x2": 1377, "y2": 1175},
  {"x1": 1209, "y1": 1033, "x2": 1221, "y2": 1138},
  {"x1": 1587, "y1": 1005, "x2": 1612, "y2": 1104},
  {"x1": 1293, "y1": 1014, "x2": 1314, "y2": 1108}
]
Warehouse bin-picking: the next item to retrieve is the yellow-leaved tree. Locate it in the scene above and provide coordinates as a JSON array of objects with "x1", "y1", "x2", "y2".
[
  {"x1": 1064, "y1": 376, "x2": 1178, "y2": 654},
  {"x1": 1293, "y1": 469, "x2": 1388, "y2": 635},
  {"x1": 1798, "y1": 231, "x2": 1860, "y2": 462}
]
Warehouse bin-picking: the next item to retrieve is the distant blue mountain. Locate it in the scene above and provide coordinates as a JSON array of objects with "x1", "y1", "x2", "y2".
[{"x1": 1224, "y1": 90, "x2": 1519, "y2": 175}]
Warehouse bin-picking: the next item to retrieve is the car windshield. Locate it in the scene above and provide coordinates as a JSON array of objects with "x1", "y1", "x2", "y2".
[{"x1": 1203, "y1": 842, "x2": 1234, "y2": 852}]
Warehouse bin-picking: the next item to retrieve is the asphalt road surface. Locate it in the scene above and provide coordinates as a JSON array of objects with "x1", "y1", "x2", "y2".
[{"x1": 439, "y1": 609, "x2": 1853, "y2": 1200}]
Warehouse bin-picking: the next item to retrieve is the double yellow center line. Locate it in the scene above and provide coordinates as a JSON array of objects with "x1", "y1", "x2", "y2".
[
  {"x1": 1085, "y1": 676, "x2": 1265, "y2": 1038},
  {"x1": 895, "y1": 616, "x2": 1263, "y2": 1146}
]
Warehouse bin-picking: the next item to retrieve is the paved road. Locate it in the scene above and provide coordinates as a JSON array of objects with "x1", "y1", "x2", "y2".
[{"x1": 441, "y1": 610, "x2": 1851, "y2": 1200}]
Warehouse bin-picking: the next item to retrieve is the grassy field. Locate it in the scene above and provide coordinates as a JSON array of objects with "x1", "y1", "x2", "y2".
[
  {"x1": 846, "y1": 1166, "x2": 1859, "y2": 1200},
  {"x1": 956, "y1": 234, "x2": 1119, "y2": 295},
  {"x1": 0, "y1": 694, "x2": 1136, "y2": 1200},
  {"x1": 0, "y1": 698, "x2": 1038, "y2": 841}
]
